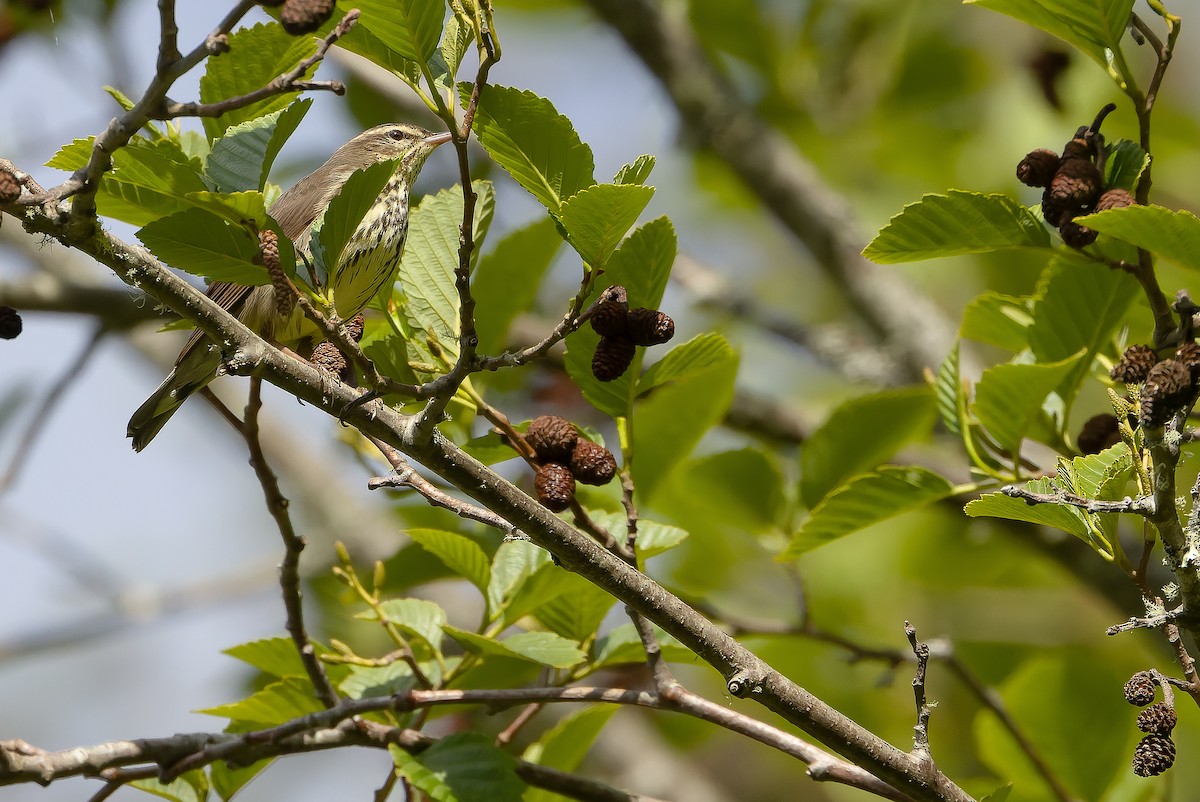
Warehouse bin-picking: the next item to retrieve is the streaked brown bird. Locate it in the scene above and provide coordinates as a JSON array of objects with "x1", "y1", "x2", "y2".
[{"x1": 128, "y1": 123, "x2": 451, "y2": 451}]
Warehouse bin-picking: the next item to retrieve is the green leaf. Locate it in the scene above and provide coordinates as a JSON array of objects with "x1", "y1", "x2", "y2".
[
  {"x1": 587, "y1": 510, "x2": 690, "y2": 560},
  {"x1": 800, "y1": 387, "x2": 937, "y2": 508},
  {"x1": 980, "y1": 786, "x2": 1013, "y2": 802},
  {"x1": 464, "y1": 84, "x2": 596, "y2": 213},
  {"x1": 369, "y1": 598, "x2": 446, "y2": 655},
  {"x1": 200, "y1": 23, "x2": 318, "y2": 140},
  {"x1": 965, "y1": 0, "x2": 1135, "y2": 68},
  {"x1": 1061, "y1": 445, "x2": 1132, "y2": 500},
  {"x1": 638, "y1": 332, "x2": 735, "y2": 395},
  {"x1": 1104, "y1": 139, "x2": 1149, "y2": 192},
  {"x1": 784, "y1": 467, "x2": 955, "y2": 558},
  {"x1": 406, "y1": 529, "x2": 491, "y2": 593},
  {"x1": 960, "y1": 292, "x2": 1031, "y2": 351},
  {"x1": 557, "y1": 183, "x2": 655, "y2": 268},
  {"x1": 205, "y1": 100, "x2": 312, "y2": 193},
  {"x1": 522, "y1": 706, "x2": 618, "y2": 802},
  {"x1": 396, "y1": 180, "x2": 496, "y2": 358},
  {"x1": 973, "y1": 352, "x2": 1085, "y2": 457},
  {"x1": 1078, "y1": 204, "x2": 1200, "y2": 274},
  {"x1": 391, "y1": 733, "x2": 525, "y2": 802},
  {"x1": 439, "y1": 8, "x2": 474, "y2": 81},
  {"x1": 444, "y1": 627, "x2": 586, "y2": 668},
  {"x1": 486, "y1": 539, "x2": 553, "y2": 620},
  {"x1": 131, "y1": 772, "x2": 208, "y2": 802},
  {"x1": 211, "y1": 759, "x2": 271, "y2": 801},
  {"x1": 198, "y1": 676, "x2": 325, "y2": 727},
  {"x1": 533, "y1": 572, "x2": 616, "y2": 642},
  {"x1": 350, "y1": 0, "x2": 445, "y2": 64},
  {"x1": 138, "y1": 207, "x2": 265, "y2": 285},
  {"x1": 632, "y1": 335, "x2": 739, "y2": 500},
  {"x1": 975, "y1": 653, "x2": 1132, "y2": 800},
  {"x1": 591, "y1": 623, "x2": 695, "y2": 670},
  {"x1": 965, "y1": 479, "x2": 1089, "y2": 538},
  {"x1": 664, "y1": 449, "x2": 786, "y2": 534},
  {"x1": 184, "y1": 190, "x2": 268, "y2": 227},
  {"x1": 935, "y1": 343, "x2": 964, "y2": 436},
  {"x1": 501, "y1": 564, "x2": 579, "y2": 628},
  {"x1": 340, "y1": 660, "x2": 419, "y2": 699},
  {"x1": 311, "y1": 159, "x2": 399, "y2": 288},
  {"x1": 47, "y1": 137, "x2": 207, "y2": 227},
  {"x1": 1027, "y1": 257, "x2": 1138, "y2": 401},
  {"x1": 224, "y1": 636, "x2": 322, "y2": 679},
  {"x1": 473, "y1": 218, "x2": 562, "y2": 353},
  {"x1": 864, "y1": 191, "x2": 1051, "y2": 263},
  {"x1": 613, "y1": 155, "x2": 655, "y2": 186}
]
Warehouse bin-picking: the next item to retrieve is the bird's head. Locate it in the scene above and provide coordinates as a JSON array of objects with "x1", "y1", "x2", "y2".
[{"x1": 335, "y1": 123, "x2": 453, "y2": 177}]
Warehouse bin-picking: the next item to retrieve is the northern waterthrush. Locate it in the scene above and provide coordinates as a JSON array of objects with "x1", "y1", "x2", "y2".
[{"x1": 127, "y1": 123, "x2": 451, "y2": 451}]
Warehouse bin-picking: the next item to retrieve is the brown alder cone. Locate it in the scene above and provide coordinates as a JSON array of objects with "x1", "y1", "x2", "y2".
[
  {"x1": 1140, "y1": 358, "x2": 1194, "y2": 426},
  {"x1": 0, "y1": 169, "x2": 20, "y2": 204},
  {"x1": 627, "y1": 307, "x2": 675, "y2": 346},
  {"x1": 0, "y1": 305, "x2": 21, "y2": 340},
  {"x1": 569, "y1": 439, "x2": 618, "y2": 486},
  {"x1": 525, "y1": 415, "x2": 578, "y2": 463},
  {"x1": 1132, "y1": 734, "x2": 1176, "y2": 777},
  {"x1": 281, "y1": 0, "x2": 335, "y2": 35},
  {"x1": 592, "y1": 335, "x2": 636, "y2": 382},
  {"x1": 1110, "y1": 344, "x2": 1158, "y2": 384},
  {"x1": 1123, "y1": 671, "x2": 1157, "y2": 706},
  {"x1": 258, "y1": 229, "x2": 293, "y2": 318},
  {"x1": 534, "y1": 462, "x2": 576, "y2": 512},
  {"x1": 1096, "y1": 187, "x2": 1135, "y2": 211},
  {"x1": 1058, "y1": 216, "x2": 1098, "y2": 248},
  {"x1": 1136, "y1": 703, "x2": 1178, "y2": 735},
  {"x1": 1076, "y1": 413, "x2": 1120, "y2": 455},
  {"x1": 1016, "y1": 148, "x2": 1060, "y2": 188},
  {"x1": 1041, "y1": 154, "x2": 1103, "y2": 227}
]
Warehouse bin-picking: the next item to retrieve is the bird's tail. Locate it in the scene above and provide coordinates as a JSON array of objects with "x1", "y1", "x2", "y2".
[{"x1": 127, "y1": 347, "x2": 221, "y2": 451}]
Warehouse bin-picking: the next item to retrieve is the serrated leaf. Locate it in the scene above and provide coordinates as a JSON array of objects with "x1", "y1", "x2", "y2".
[
  {"x1": 1063, "y1": 444, "x2": 1132, "y2": 500},
  {"x1": 935, "y1": 342, "x2": 964, "y2": 436},
  {"x1": 591, "y1": 623, "x2": 695, "y2": 670},
  {"x1": 200, "y1": 23, "x2": 318, "y2": 140},
  {"x1": 440, "y1": 9, "x2": 474, "y2": 80},
  {"x1": 47, "y1": 137, "x2": 207, "y2": 226},
  {"x1": 185, "y1": 190, "x2": 268, "y2": 227},
  {"x1": 131, "y1": 771, "x2": 208, "y2": 802},
  {"x1": 783, "y1": 466, "x2": 955, "y2": 558},
  {"x1": 588, "y1": 511, "x2": 690, "y2": 560},
  {"x1": 138, "y1": 207, "x2": 265, "y2": 285},
  {"x1": 396, "y1": 180, "x2": 495, "y2": 358},
  {"x1": 1078, "y1": 204, "x2": 1200, "y2": 273},
  {"x1": 965, "y1": 0, "x2": 1135, "y2": 68},
  {"x1": 391, "y1": 733, "x2": 525, "y2": 802},
  {"x1": 533, "y1": 573, "x2": 616, "y2": 642},
  {"x1": 463, "y1": 84, "x2": 596, "y2": 213},
  {"x1": 864, "y1": 191, "x2": 1051, "y2": 263},
  {"x1": 502, "y1": 564, "x2": 578, "y2": 628},
  {"x1": 800, "y1": 387, "x2": 937, "y2": 508},
  {"x1": 633, "y1": 336, "x2": 738, "y2": 500},
  {"x1": 340, "y1": 660, "x2": 419, "y2": 699},
  {"x1": 960, "y1": 292, "x2": 1031, "y2": 350},
  {"x1": 614, "y1": 155, "x2": 655, "y2": 186},
  {"x1": 406, "y1": 529, "x2": 491, "y2": 593},
  {"x1": 199, "y1": 676, "x2": 325, "y2": 726},
  {"x1": 1027, "y1": 257, "x2": 1138, "y2": 401},
  {"x1": 205, "y1": 100, "x2": 312, "y2": 193},
  {"x1": 473, "y1": 218, "x2": 562, "y2": 353},
  {"x1": 522, "y1": 706, "x2": 618, "y2": 802},
  {"x1": 224, "y1": 636, "x2": 317, "y2": 678},
  {"x1": 444, "y1": 627, "x2": 585, "y2": 668},
  {"x1": 1104, "y1": 139, "x2": 1149, "y2": 192},
  {"x1": 486, "y1": 539, "x2": 553, "y2": 619},
  {"x1": 370, "y1": 598, "x2": 446, "y2": 655},
  {"x1": 638, "y1": 332, "x2": 736, "y2": 395},
  {"x1": 980, "y1": 785, "x2": 1013, "y2": 802},
  {"x1": 557, "y1": 183, "x2": 654, "y2": 268},
  {"x1": 965, "y1": 479, "x2": 1089, "y2": 538},
  {"x1": 973, "y1": 352, "x2": 1085, "y2": 457},
  {"x1": 310, "y1": 159, "x2": 399, "y2": 289},
  {"x1": 351, "y1": 0, "x2": 445, "y2": 64}
]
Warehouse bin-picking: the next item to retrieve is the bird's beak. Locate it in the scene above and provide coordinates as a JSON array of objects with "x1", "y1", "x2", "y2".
[{"x1": 426, "y1": 131, "x2": 454, "y2": 147}]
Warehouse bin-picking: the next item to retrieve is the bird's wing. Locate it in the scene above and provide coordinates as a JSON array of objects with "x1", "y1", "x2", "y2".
[{"x1": 174, "y1": 281, "x2": 255, "y2": 366}]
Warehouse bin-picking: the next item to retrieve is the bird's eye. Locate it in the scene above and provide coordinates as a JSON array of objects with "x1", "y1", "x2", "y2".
[{"x1": 388, "y1": 129, "x2": 405, "y2": 141}]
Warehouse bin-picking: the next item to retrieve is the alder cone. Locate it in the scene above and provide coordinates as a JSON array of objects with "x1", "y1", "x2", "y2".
[
  {"x1": 1111, "y1": 344, "x2": 1158, "y2": 384},
  {"x1": 1176, "y1": 341, "x2": 1200, "y2": 379},
  {"x1": 570, "y1": 439, "x2": 617, "y2": 486},
  {"x1": 1136, "y1": 702, "x2": 1178, "y2": 735},
  {"x1": 1132, "y1": 734, "x2": 1176, "y2": 777},
  {"x1": 1140, "y1": 358, "x2": 1194, "y2": 426},
  {"x1": 1123, "y1": 671, "x2": 1157, "y2": 706},
  {"x1": 526, "y1": 415, "x2": 578, "y2": 463},
  {"x1": 534, "y1": 462, "x2": 575, "y2": 512},
  {"x1": 312, "y1": 340, "x2": 351, "y2": 383},
  {"x1": 344, "y1": 313, "x2": 366, "y2": 343},
  {"x1": 1042, "y1": 157, "x2": 1103, "y2": 226},
  {"x1": 627, "y1": 308, "x2": 675, "y2": 346},
  {"x1": 1076, "y1": 413, "x2": 1119, "y2": 455},
  {"x1": 0, "y1": 305, "x2": 21, "y2": 340},
  {"x1": 592, "y1": 335, "x2": 636, "y2": 382},
  {"x1": 1059, "y1": 217, "x2": 1098, "y2": 248},
  {"x1": 0, "y1": 169, "x2": 20, "y2": 204},
  {"x1": 280, "y1": 0, "x2": 335, "y2": 34},
  {"x1": 1016, "y1": 148, "x2": 1060, "y2": 188},
  {"x1": 259, "y1": 229, "x2": 293, "y2": 318},
  {"x1": 591, "y1": 298, "x2": 630, "y2": 337},
  {"x1": 1096, "y1": 187, "x2": 1135, "y2": 211}
]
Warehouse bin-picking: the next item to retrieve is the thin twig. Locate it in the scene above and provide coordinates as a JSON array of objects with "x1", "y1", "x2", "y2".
[
  {"x1": 242, "y1": 378, "x2": 339, "y2": 707},
  {"x1": 1000, "y1": 485, "x2": 1154, "y2": 515},
  {"x1": 904, "y1": 622, "x2": 934, "y2": 770}
]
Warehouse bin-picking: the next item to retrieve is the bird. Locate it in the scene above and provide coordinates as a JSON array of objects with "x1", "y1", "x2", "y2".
[{"x1": 127, "y1": 122, "x2": 452, "y2": 451}]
